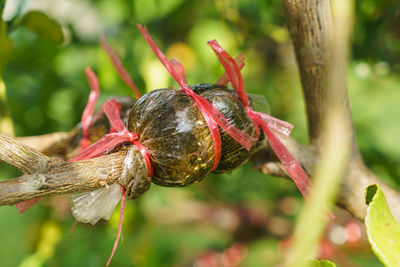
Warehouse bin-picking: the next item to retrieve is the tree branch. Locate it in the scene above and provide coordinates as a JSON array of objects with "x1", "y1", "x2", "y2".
[
  {"x1": 0, "y1": 135, "x2": 126, "y2": 205},
  {"x1": 279, "y1": 0, "x2": 400, "y2": 222},
  {"x1": 282, "y1": 0, "x2": 332, "y2": 144},
  {"x1": 252, "y1": 138, "x2": 400, "y2": 222},
  {"x1": 0, "y1": 135, "x2": 52, "y2": 173},
  {"x1": 16, "y1": 132, "x2": 74, "y2": 157}
]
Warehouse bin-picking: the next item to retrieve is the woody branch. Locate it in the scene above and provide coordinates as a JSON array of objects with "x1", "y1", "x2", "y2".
[
  {"x1": 254, "y1": 0, "x2": 400, "y2": 222},
  {"x1": 0, "y1": 135, "x2": 126, "y2": 205}
]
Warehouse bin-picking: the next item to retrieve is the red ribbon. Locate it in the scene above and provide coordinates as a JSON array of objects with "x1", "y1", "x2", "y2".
[
  {"x1": 216, "y1": 53, "x2": 245, "y2": 86},
  {"x1": 137, "y1": 24, "x2": 255, "y2": 171},
  {"x1": 70, "y1": 98, "x2": 153, "y2": 177},
  {"x1": 100, "y1": 35, "x2": 142, "y2": 99},
  {"x1": 208, "y1": 40, "x2": 311, "y2": 199},
  {"x1": 80, "y1": 68, "x2": 100, "y2": 150}
]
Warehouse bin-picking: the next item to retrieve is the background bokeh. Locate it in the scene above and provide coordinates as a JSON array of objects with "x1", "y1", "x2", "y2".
[{"x1": 0, "y1": 0, "x2": 399, "y2": 266}]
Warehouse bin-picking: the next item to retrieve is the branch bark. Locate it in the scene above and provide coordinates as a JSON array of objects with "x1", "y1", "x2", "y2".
[
  {"x1": 16, "y1": 132, "x2": 74, "y2": 157},
  {"x1": 0, "y1": 135, "x2": 125, "y2": 205},
  {"x1": 283, "y1": 0, "x2": 332, "y2": 144},
  {"x1": 252, "y1": 138, "x2": 400, "y2": 222},
  {"x1": 253, "y1": 0, "x2": 400, "y2": 222}
]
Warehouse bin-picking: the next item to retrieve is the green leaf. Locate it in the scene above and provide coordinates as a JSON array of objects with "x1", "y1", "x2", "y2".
[
  {"x1": 292, "y1": 260, "x2": 337, "y2": 267},
  {"x1": 0, "y1": 11, "x2": 14, "y2": 136},
  {"x1": 133, "y1": 0, "x2": 185, "y2": 23},
  {"x1": 0, "y1": 79, "x2": 14, "y2": 136},
  {"x1": 365, "y1": 184, "x2": 400, "y2": 266},
  {"x1": 304, "y1": 260, "x2": 337, "y2": 267},
  {"x1": 365, "y1": 184, "x2": 378, "y2": 205},
  {"x1": 0, "y1": 20, "x2": 13, "y2": 76},
  {"x1": 19, "y1": 11, "x2": 64, "y2": 45},
  {"x1": 0, "y1": 0, "x2": 5, "y2": 16}
]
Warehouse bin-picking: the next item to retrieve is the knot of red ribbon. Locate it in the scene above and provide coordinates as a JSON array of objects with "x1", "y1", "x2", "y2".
[{"x1": 71, "y1": 98, "x2": 153, "y2": 178}]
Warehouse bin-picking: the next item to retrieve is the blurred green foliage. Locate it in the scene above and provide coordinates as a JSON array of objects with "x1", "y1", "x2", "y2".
[
  {"x1": 17, "y1": 11, "x2": 64, "y2": 45},
  {"x1": 306, "y1": 260, "x2": 336, "y2": 267},
  {"x1": 0, "y1": 0, "x2": 399, "y2": 266}
]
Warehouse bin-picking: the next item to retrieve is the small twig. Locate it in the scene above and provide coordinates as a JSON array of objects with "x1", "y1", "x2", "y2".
[
  {"x1": 14, "y1": 96, "x2": 136, "y2": 159},
  {"x1": 0, "y1": 135, "x2": 52, "y2": 174},
  {"x1": 251, "y1": 137, "x2": 400, "y2": 223},
  {"x1": 0, "y1": 134, "x2": 126, "y2": 205},
  {"x1": 16, "y1": 132, "x2": 73, "y2": 157}
]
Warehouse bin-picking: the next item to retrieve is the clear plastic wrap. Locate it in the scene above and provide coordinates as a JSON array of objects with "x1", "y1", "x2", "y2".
[
  {"x1": 127, "y1": 88, "x2": 215, "y2": 186},
  {"x1": 70, "y1": 183, "x2": 122, "y2": 225},
  {"x1": 70, "y1": 145, "x2": 149, "y2": 223},
  {"x1": 127, "y1": 80, "x2": 272, "y2": 186},
  {"x1": 191, "y1": 84, "x2": 259, "y2": 172},
  {"x1": 69, "y1": 83, "x2": 261, "y2": 222},
  {"x1": 68, "y1": 26, "x2": 309, "y2": 225}
]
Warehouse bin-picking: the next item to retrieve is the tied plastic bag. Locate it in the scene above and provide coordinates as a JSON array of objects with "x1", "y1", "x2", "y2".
[
  {"x1": 70, "y1": 183, "x2": 122, "y2": 225},
  {"x1": 69, "y1": 26, "x2": 309, "y2": 226}
]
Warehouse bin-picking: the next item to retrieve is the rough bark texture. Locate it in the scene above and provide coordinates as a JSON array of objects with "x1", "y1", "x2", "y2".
[
  {"x1": 16, "y1": 132, "x2": 74, "y2": 158},
  {"x1": 252, "y1": 139, "x2": 400, "y2": 222},
  {"x1": 283, "y1": 0, "x2": 332, "y2": 144},
  {"x1": 0, "y1": 135, "x2": 126, "y2": 205}
]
